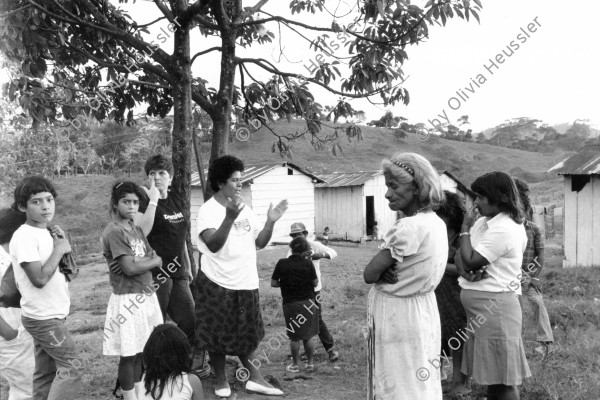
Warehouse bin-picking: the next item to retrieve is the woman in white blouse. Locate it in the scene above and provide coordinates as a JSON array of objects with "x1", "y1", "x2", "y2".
[
  {"x1": 458, "y1": 171, "x2": 531, "y2": 400},
  {"x1": 364, "y1": 152, "x2": 447, "y2": 400}
]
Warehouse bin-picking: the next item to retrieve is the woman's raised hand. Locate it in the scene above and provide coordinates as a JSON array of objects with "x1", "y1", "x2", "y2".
[
  {"x1": 462, "y1": 205, "x2": 478, "y2": 231},
  {"x1": 224, "y1": 194, "x2": 245, "y2": 220},
  {"x1": 142, "y1": 179, "x2": 160, "y2": 203},
  {"x1": 267, "y1": 199, "x2": 289, "y2": 222}
]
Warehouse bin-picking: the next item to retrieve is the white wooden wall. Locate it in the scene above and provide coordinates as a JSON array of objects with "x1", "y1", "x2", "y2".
[
  {"x1": 563, "y1": 176, "x2": 600, "y2": 267},
  {"x1": 315, "y1": 186, "x2": 364, "y2": 241},
  {"x1": 250, "y1": 166, "x2": 315, "y2": 243},
  {"x1": 364, "y1": 174, "x2": 397, "y2": 238}
]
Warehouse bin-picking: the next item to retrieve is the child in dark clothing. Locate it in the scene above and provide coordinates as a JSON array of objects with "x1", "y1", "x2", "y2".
[{"x1": 271, "y1": 237, "x2": 318, "y2": 373}]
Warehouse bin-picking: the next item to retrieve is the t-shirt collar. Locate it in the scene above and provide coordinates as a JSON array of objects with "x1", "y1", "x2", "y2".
[{"x1": 484, "y1": 211, "x2": 509, "y2": 228}]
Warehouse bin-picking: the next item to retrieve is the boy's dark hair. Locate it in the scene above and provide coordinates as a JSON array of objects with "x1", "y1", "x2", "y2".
[
  {"x1": 0, "y1": 208, "x2": 26, "y2": 244},
  {"x1": 290, "y1": 236, "x2": 310, "y2": 254},
  {"x1": 471, "y1": 171, "x2": 523, "y2": 224},
  {"x1": 513, "y1": 177, "x2": 532, "y2": 218},
  {"x1": 143, "y1": 324, "x2": 192, "y2": 400},
  {"x1": 435, "y1": 191, "x2": 465, "y2": 233},
  {"x1": 13, "y1": 176, "x2": 57, "y2": 210},
  {"x1": 109, "y1": 181, "x2": 147, "y2": 217},
  {"x1": 208, "y1": 155, "x2": 244, "y2": 192},
  {"x1": 144, "y1": 155, "x2": 173, "y2": 176}
]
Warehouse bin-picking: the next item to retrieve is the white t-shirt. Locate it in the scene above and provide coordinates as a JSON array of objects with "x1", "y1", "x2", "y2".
[
  {"x1": 196, "y1": 198, "x2": 261, "y2": 290},
  {"x1": 286, "y1": 240, "x2": 337, "y2": 292},
  {"x1": 140, "y1": 373, "x2": 192, "y2": 400},
  {"x1": 459, "y1": 212, "x2": 527, "y2": 295},
  {"x1": 0, "y1": 246, "x2": 24, "y2": 342},
  {"x1": 9, "y1": 224, "x2": 70, "y2": 320}
]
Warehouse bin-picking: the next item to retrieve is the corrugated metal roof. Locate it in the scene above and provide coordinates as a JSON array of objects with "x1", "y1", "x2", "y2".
[
  {"x1": 316, "y1": 171, "x2": 382, "y2": 187},
  {"x1": 548, "y1": 144, "x2": 600, "y2": 175},
  {"x1": 191, "y1": 162, "x2": 323, "y2": 187}
]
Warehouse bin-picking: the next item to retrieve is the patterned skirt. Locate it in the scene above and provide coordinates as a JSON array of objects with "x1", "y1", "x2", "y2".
[
  {"x1": 192, "y1": 270, "x2": 264, "y2": 356},
  {"x1": 102, "y1": 292, "x2": 163, "y2": 357}
]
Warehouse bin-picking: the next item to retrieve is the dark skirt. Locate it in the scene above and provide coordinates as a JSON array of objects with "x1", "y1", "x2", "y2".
[
  {"x1": 192, "y1": 270, "x2": 264, "y2": 356},
  {"x1": 282, "y1": 299, "x2": 319, "y2": 341},
  {"x1": 435, "y1": 273, "x2": 467, "y2": 353}
]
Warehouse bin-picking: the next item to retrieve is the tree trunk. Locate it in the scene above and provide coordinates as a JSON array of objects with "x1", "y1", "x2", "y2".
[
  {"x1": 209, "y1": 25, "x2": 237, "y2": 166},
  {"x1": 170, "y1": 16, "x2": 197, "y2": 273}
]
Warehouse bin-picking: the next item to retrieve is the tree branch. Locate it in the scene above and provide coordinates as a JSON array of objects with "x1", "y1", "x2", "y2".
[
  {"x1": 191, "y1": 46, "x2": 222, "y2": 65},
  {"x1": 134, "y1": 16, "x2": 168, "y2": 29},
  {"x1": 238, "y1": 57, "x2": 401, "y2": 99},
  {"x1": 152, "y1": 0, "x2": 177, "y2": 24},
  {"x1": 0, "y1": 5, "x2": 32, "y2": 18}
]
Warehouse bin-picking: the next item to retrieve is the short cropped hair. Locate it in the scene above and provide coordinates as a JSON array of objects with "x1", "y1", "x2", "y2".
[
  {"x1": 290, "y1": 236, "x2": 310, "y2": 254},
  {"x1": 381, "y1": 152, "x2": 445, "y2": 210},
  {"x1": 0, "y1": 208, "x2": 26, "y2": 244},
  {"x1": 471, "y1": 172, "x2": 523, "y2": 223},
  {"x1": 13, "y1": 176, "x2": 58, "y2": 210},
  {"x1": 144, "y1": 155, "x2": 173, "y2": 176},
  {"x1": 208, "y1": 155, "x2": 245, "y2": 193},
  {"x1": 435, "y1": 191, "x2": 465, "y2": 233}
]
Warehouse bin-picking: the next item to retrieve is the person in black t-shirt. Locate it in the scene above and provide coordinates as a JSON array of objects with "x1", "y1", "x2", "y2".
[
  {"x1": 271, "y1": 237, "x2": 318, "y2": 373},
  {"x1": 135, "y1": 155, "x2": 209, "y2": 376}
]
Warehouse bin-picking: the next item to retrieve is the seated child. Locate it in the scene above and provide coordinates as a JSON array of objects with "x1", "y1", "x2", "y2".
[
  {"x1": 322, "y1": 227, "x2": 330, "y2": 245},
  {"x1": 141, "y1": 324, "x2": 203, "y2": 400},
  {"x1": 271, "y1": 236, "x2": 319, "y2": 372},
  {"x1": 372, "y1": 222, "x2": 379, "y2": 241}
]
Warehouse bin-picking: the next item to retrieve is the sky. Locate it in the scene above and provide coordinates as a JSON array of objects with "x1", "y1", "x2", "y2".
[{"x1": 3, "y1": 0, "x2": 599, "y2": 132}]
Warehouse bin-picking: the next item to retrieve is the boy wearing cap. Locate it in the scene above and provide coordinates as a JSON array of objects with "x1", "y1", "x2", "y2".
[{"x1": 287, "y1": 222, "x2": 339, "y2": 362}]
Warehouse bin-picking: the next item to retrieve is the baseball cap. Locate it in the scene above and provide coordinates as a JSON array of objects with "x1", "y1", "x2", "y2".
[{"x1": 289, "y1": 222, "x2": 307, "y2": 236}]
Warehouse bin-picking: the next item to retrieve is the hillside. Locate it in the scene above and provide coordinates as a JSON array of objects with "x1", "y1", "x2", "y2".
[
  {"x1": 223, "y1": 119, "x2": 566, "y2": 185},
  {"x1": 0, "y1": 119, "x2": 568, "y2": 257}
]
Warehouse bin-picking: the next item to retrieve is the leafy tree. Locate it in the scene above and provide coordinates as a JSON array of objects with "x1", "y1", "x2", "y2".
[
  {"x1": 0, "y1": 0, "x2": 481, "y2": 203},
  {"x1": 565, "y1": 120, "x2": 591, "y2": 139},
  {"x1": 368, "y1": 111, "x2": 404, "y2": 128},
  {"x1": 476, "y1": 132, "x2": 486, "y2": 143}
]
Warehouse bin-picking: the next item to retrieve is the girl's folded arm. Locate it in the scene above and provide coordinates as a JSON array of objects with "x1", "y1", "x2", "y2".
[{"x1": 118, "y1": 255, "x2": 161, "y2": 276}]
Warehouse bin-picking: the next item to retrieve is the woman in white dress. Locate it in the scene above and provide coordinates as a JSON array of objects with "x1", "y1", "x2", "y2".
[{"x1": 364, "y1": 152, "x2": 448, "y2": 400}]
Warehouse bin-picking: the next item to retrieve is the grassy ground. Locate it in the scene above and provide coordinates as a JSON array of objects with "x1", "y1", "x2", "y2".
[{"x1": 3, "y1": 231, "x2": 600, "y2": 399}]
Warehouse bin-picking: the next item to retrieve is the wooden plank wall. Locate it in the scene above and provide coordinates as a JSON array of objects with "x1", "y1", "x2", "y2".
[
  {"x1": 364, "y1": 175, "x2": 397, "y2": 238},
  {"x1": 315, "y1": 186, "x2": 364, "y2": 241},
  {"x1": 576, "y1": 177, "x2": 594, "y2": 267},
  {"x1": 592, "y1": 177, "x2": 600, "y2": 267},
  {"x1": 250, "y1": 166, "x2": 315, "y2": 243},
  {"x1": 563, "y1": 177, "x2": 577, "y2": 267}
]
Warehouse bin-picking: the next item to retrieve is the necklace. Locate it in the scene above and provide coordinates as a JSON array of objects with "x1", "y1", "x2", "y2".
[{"x1": 408, "y1": 206, "x2": 430, "y2": 217}]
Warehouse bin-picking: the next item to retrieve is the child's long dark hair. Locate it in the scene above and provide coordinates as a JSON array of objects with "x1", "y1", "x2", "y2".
[
  {"x1": 109, "y1": 181, "x2": 147, "y2": 217},
  {"x1": 0, "y1": 207, "x2": 26, "y2": 244},
  {"x1": 143, "y1": 324, "x2": 192, "y2": 399}
]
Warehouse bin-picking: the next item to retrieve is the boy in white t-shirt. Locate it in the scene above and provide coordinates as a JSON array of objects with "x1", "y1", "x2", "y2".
[{"x1": 9, "y1": 176, "x2": 85, "y2": 400}]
